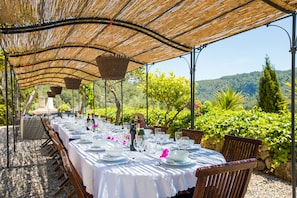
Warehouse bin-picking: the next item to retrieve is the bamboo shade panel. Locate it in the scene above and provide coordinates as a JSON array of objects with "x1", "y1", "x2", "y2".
[{"x1": 0, "y1": 0, "x2": 295, "y2": 89}]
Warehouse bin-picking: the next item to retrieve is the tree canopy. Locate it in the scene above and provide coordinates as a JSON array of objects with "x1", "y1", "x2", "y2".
[
  {"x1": 139, "y1": 71, "x2": 190, "y2": 125},
  {"x1": 258, "y1": 56, "x2": 286, "y2": 113}
]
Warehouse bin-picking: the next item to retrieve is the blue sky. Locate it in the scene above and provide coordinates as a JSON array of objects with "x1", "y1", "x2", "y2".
[{"x1": 151, "y1": 16, "x2": 293, "y2": 81}]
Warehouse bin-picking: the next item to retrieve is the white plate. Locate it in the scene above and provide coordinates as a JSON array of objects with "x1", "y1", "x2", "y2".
[
  {"x1": 186, "y1": 144, "x2": 201, "y2": 151},
  {"x1": 101, "y1": 155, "x2": 127, "y2": 162},
  {"x1": 71, "y1": 131, "x2": 86, "y2": 135},
  {"x1": 78, "y1": 139, "x2": 92, "y2": 144},
  {"x1": 163, "y1": 158, "x2": 195, "y2": 166},
  {"x1": 87, "y1": 147, "x2": 105, "y2": 152}
]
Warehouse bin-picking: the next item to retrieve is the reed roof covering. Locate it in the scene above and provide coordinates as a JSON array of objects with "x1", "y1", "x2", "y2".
[{"x1": 0, "y1": 0, "x2": 296, "y2": 89}]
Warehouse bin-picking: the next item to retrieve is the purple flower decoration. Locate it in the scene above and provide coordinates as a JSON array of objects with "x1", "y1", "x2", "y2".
[{"x1": 160, "y1": 148, "x2": 169, "y2": 158}]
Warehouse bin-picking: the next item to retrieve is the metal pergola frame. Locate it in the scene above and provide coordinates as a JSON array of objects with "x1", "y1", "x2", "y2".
[{"x1": 2, "y1": 1, "x2": 297, "y2": 196}]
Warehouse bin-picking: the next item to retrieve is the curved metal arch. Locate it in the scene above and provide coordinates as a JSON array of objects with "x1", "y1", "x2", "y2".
[
  {"x1": 15, "y1": 65, "x2": 99, "y2": 78},
  {"x1": 18, "y1": 77, "x2": 82, "y2": 86},
  {"x1": 16, "y1": 70, "x2": 95, "y2": 82},
  {"x1": 0, "y1": 17, "x2": 192, "y2": 52},
  {"x1": 8, "y1": 43, "x2": 144, "y2": 65},
  {"x1": 19, "y1": 80, "x2": 65, "y2": 89},
  {"x1": 16, "y1": 57, "x2": 97, "y2": 68},
  {"x1": 18, "y1": 76, "x2": 89, "y2": 89}
]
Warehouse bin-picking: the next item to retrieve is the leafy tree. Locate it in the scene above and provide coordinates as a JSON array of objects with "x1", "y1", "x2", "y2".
[
  {"x1": 81, "y1": 83, "x2": 94, "y2": 112},
  {"x1": 211, "y1": 87, "x2": 245, "y2": 110},
  {"x1": 258, "y1": 56, "x2": 286, "y2": 113},
  {"x1": 58, "y1": 104, "x2": 71, "y2": 112},
  {"x1": 138, "y1": 71, "x2": 190, "y2": 126}
]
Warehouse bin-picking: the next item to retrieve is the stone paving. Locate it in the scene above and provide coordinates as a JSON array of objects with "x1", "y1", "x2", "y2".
[{"x1": 0, "y1": 127, "x2": 67, "y2": 198}]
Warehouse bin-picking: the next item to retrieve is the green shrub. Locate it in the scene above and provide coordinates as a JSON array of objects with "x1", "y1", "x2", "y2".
[
  {"x1": 0, "y1": 104, "x2": 7, "y2": 125},
  {"x1": 58, "y1": 104, "x2": 71, "y2": 112},
  {"x1": 195, "y1": 109, "x2": 292, "y2": 171},
  {"x1": 92, "y1": 107, "x2": 293, "y2": 172}
]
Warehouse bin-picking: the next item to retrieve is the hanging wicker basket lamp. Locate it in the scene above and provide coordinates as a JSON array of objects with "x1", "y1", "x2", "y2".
[
  {"x1": 96, "y1": 53, "x2": 129, "y2": 80},
  {"x1": 64, "y1": 77, "x2": 82, "y2": 89},
  {"x1": 47, "y1": 91, "x2": 55, "y2": 98},
  {"x1": 50, "y1": 86, "x2": 62, "y2": 95}
]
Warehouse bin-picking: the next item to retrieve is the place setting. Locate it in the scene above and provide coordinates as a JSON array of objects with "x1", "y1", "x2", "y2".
[
  {"x1": 173, "y1": 132, "x2": 201, "y2": 151},
  {"x1": 162, "y1": 149, "x2": 196, "y2": 167},
  {"x1": 77, "y1": 133, "x2": 93, "y2": 144},
  {"x1": 86, "y1": 138, "x2": 106, "y2": 152},
  {"x1": 98, "y1": 144, "x2": 130, "y2": 165}
]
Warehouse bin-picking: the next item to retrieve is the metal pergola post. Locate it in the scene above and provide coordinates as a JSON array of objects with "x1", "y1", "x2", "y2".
[
  {"x1": 93, "y1": 81, "x2": 95, "y2": 112},
  {"x1": 4, "y1": 57, "x2": 9, "y2": 168},
  {"x1": 10, "y1": 68, "x2": 16, "y2": 152},
  {"x1": 104, "y1": 80, "x2": 107, "y2": 120},
  {"x1": 190, "y1": 49, "x2": 195, "y2": 129},
  {"x1": 189, "y1": 46, "x2": 206, "y2": 129},
  {"x1": 121, "y1": 80, "x2": 124, "y2": 127},
  {"x1": 146, "y1": 64, "x2": 149, "y2": 122},
  {"x1": 291, "y1": 12, "x2": 296, "y2": 198},
  {"x1": 268, "y1": 13, "x2": 297, "y2": 198},
  {"x1": 267, "y1": 15, "x2": 296, "y2": 197}
]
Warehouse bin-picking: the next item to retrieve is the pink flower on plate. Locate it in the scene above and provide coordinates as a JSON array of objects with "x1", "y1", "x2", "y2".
[
  {"x1": 160, "y1": 148, "x2": 169, "y2": 158},
  {"x1": 93, "y1": 123, "x2": 98, "y2": 128}
]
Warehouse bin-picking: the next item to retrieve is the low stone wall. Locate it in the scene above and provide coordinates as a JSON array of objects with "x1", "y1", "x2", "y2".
[{"x1": 256, "y1": 145, "x2": 297, "y2": 182}]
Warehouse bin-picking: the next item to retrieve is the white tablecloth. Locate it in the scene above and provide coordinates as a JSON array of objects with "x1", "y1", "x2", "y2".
[
  {"x1": 51, "y1": 118, "x2": 226, "y2": 198},
  {"x1": 51, "y1": 118, "x2": 88, "y2": 150},
  {"x1": 68, "y1": 140, "x2": 226, "y2": 198}
]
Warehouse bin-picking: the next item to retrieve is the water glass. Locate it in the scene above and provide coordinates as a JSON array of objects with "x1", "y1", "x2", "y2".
[
  {"x1": 155, "y1": 128, "x2": 162, "y2": 133},
  {"x1": 175, "y1": 131, "x2": 183, "y2": 143},
  {"x1": 178, "y1": 136, "x2": 190, "y2": 149},
  {"x1": 155, "y1": 131, "x2": 165, "y2": 144}
]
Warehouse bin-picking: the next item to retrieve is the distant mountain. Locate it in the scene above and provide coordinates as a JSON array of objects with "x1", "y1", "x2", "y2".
[{"x1": 196, "y1": 70, "x2": 291, "y2": 109}]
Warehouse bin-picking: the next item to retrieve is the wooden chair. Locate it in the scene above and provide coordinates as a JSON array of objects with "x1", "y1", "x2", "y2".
[
  {"x1": 181, "y1": 129, "x2": 204, "y2": 144},
  {"x1": 192, "y1": 158, "x2": 257, "y2": 198},
  {"x1": 153, "y1": 125, "x2": 169, "y2": 134},
  {"x1": 40, "y1": 117, "x2": 52, "y2": 147},
  {"x1": 60, "y1": 149, "x2": 93, "y2": 198},
  {"x1": 221, "y1": 135, "x2": 262, "y2": 162}
]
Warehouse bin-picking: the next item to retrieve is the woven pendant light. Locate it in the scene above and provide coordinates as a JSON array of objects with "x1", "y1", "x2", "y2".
[
  {"x1": 96, "y1": 53, "x2": 129, "y2": 80},
  {"x1": 50, "y1": 86, "x2": 62, "y2": 95},
  {"x1": 47, "y1": 91, "x2": 55, "y2": 98},
  {"x1": 64, "y1": 77, "x2": 81, "y2": 89}
]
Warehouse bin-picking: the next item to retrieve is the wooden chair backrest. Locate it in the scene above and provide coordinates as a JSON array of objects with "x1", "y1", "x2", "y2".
[
  {"x1": 193, "y1": 158, "x2": 257, "y2": 198},
  {"x1": 181, "y1": 129, "x2": 204, "y2": 144},
  {"x1": 60, "y1": 149, "x2": 86, "y2": 198},
  {"x1": 221, "y1": 135, "x2": 262, "y2": 162},
  {"x1": 51, "y1": 132, "x2": 64, "y2": 153},
  {"x1": 153, "y1": 125, "x2": 169, "y2": 134}
]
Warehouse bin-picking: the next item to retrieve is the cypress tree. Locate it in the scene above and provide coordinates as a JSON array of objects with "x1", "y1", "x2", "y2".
[{"x1": 258, "y1": 56, "x2": 285, "y2": 113}]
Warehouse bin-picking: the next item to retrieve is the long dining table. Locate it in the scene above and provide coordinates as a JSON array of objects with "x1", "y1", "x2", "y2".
[{"x1": 51, "y1": 117, "x2": 226, "y2": 198}]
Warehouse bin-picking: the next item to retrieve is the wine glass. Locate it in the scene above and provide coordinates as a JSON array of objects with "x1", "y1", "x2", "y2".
[{"x1": 175, "y1": 131, "x2": 183, "y2": 143}]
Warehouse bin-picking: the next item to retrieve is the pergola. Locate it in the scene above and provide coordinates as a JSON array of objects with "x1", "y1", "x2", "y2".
[{"x1": 1, "y1": 0, "x2": 297, "y2": 196}]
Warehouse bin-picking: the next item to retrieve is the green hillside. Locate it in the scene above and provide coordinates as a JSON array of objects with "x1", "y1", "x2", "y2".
[{"x1": 196, "y1": 70, "x2": 291, "y2": 109}]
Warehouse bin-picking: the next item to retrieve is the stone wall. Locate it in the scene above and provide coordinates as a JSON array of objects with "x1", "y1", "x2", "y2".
[{"x1": 256, "y1": 144, "x2": 297, "y2": 182}]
